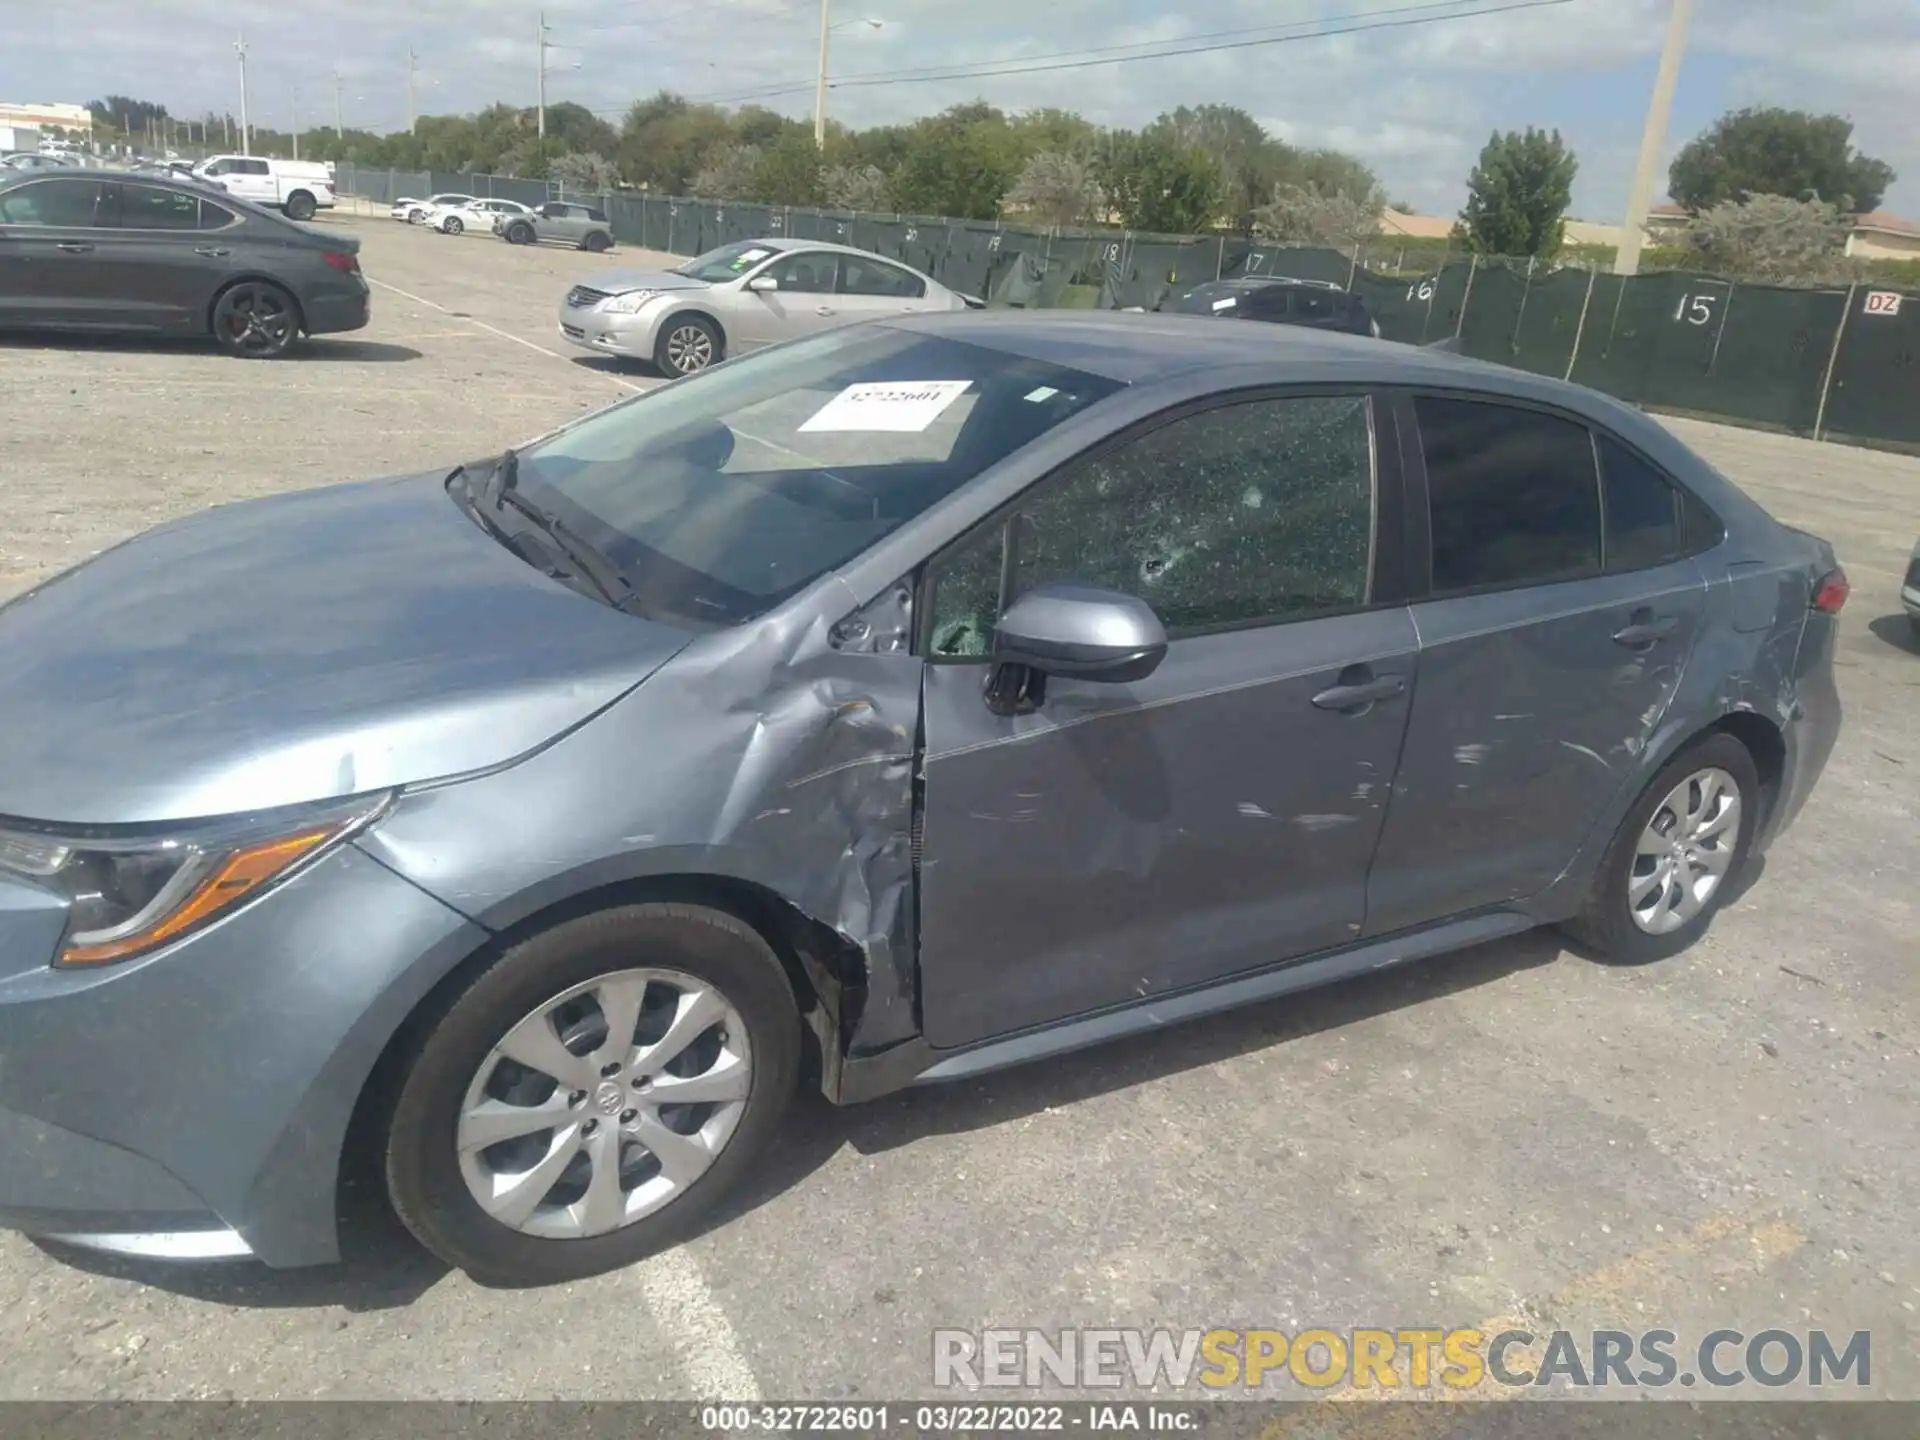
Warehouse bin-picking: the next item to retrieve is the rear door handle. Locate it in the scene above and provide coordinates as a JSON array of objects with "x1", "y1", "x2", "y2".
[
  {"x1": 1612, "y1": 613, "x2": 1680, "y2": 647},
  {"x1": 194, "y1": 246, "x2": 231, "y2": 257},
  {"x1": 1312, "y1": 672, "x2": 1406, "y2": 713},
  {"x1": 55, "y1": 241, "x2": 93, "y2": 253}
]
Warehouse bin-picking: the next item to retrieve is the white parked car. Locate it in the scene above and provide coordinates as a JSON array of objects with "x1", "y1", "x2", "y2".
[
  {"x1": 430, "y1": 197, "x2": 532, "y2": 235},
  {"x1": 194, "y1": 156, "x2": 336, "y2": 221},
  {"x1": 393, "y1": 193, "x2": 474, "y2": 225}
]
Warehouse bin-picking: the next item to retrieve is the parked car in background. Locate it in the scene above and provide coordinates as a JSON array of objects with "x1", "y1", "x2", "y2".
[
  {"x1": 556, "y1": 236, "x2": 969, "y2": 376},
  {"x1": 192, "y1": 155, "x2": 336, "y2": 222},
  {"x1": 0, "y1": 170, "x2": 368, "y2": 357},
  {"x1": 433, "y1": 197, "x2": 532, "y2": 235},
  {"x1": 0, "y1": 313, "x2": 1842, "y2": 1285},
  {"x1": 1163, "y1": 277, "x2": 1382, "y2": 338},
  {"x1": 1903, "y1": 538, "x2": 1920, "y2": 640},
  {"x1": 395, "y1": 192, "x2": 474, "y2": 225},
  {"x1": 501, "y1": 200, "x2": 614, "y2": 251},
  {"x1": 2, "y1": 152, "x2": 69, "y2": 172}
]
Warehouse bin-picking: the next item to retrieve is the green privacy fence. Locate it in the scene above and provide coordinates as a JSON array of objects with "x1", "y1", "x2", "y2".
[{"x1": 340, "y1": 164, "x2": 1920, "y2": 452}]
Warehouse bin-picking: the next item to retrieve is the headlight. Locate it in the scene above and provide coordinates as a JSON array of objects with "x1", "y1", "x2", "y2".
[
  {"x1": 601, "y1": 289, "x2": 660, "y2": 314},
  {"x1": 0, "y1": 793, "x2": 390, "y2": 967}
]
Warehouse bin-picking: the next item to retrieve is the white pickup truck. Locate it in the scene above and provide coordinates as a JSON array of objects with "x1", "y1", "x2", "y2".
[{"x1": 193, "y1": 156, "x2": 336, "y2": 221}]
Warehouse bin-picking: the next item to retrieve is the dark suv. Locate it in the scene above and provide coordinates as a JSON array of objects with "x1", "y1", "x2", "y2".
[{"x1": 1166, "y1": 277, "x2": 1381, "y2": 337}]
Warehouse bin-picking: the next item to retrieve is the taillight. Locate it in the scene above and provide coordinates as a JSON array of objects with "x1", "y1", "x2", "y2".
[
  {"x1": 322, "y1": 251, "x2": 359, "y2": 273},
  {"x1": 1811, "y1": 567, "x2": 1850, "y2": 614}
]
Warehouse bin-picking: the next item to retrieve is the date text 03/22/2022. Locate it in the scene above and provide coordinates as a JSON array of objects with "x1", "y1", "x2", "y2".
[{"x1": 700, "y1": 1404, "x2": 1199, "y2": 1432}]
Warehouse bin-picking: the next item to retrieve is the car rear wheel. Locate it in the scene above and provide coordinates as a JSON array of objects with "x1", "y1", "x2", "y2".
[
  {"x1": 582, "y1": 231, "x2": 612, "y2": 253},
  {"x1": 211, "y1": 280, "x2": 301, "y2": 359},
  {"x1": 284, "y1": 190, "x2": 316, "y2": 222},
  {"x1": 655, "y1": 315, "x2": 721, "y2": 378},
  {"x1": 444, "y1": 215, "x2": 464, "y2": 235},
  {"x1": 1563, "y1": 731, "x2": 1760, "y2": 965},
  {"x1": 384, "y1": 902, "x2": 801, "y2": 1285}
]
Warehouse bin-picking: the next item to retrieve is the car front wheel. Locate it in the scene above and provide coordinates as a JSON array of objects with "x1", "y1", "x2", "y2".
[
  {"x1": 1564, "y1": 731, "x2": 1760, "y2": 965},
  {"x1": 384, "y1": 903, "x2": 801, "y2": 1285},
  {"x1": 505, "y1": 223, "x2": 534, "y2": 245},
  {"x1": 444, "y1": 215, "x2": 464, "y2": 235},
  {"x1": 655, "y1": 315, "x2": 721, "y2": 378}
]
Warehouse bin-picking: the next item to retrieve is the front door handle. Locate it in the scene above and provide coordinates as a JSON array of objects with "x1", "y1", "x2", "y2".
[
  {"x1": 815, "y1": 306, "x2": 835, "y2": 316},
  {"x1": 194, "y1": 245, "x2": 231, "y2": 257},
  {"x1": 55, "y1": 241, "x2": 93, "y2": 253},
  {"x1": 1312, "y1": 669, "x2": 1406, "y2": 714},
  {"x1": 1612, "y1": 610, "x2": 1680, "y2": 647}
]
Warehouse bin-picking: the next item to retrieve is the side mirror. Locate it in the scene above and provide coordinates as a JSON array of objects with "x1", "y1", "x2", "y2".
[
  {"x1": 991, "y1": 583, "x2": 1168, "y2": 685},
  {"x1": 748, "y1": 274, "x2": 779, "y2": 292}
]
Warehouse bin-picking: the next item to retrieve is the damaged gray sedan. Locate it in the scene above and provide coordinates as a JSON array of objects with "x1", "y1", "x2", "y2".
[{"x1": 0, "y1": 313, "x2": 1844, "y2": 1285}]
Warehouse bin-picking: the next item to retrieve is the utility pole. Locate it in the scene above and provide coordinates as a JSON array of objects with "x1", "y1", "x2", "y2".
[
  {"x1": 406, "y1": 48, "x2": 419, "y2": 133},
  {"x1": 537, "y1": 11, "x2": 549, "y2": 152},
  {"x1": 1615, "y1": 0, "x2": 1693, "y2": 276},
  {"x1": 334, "y1": 71, "x2": 345, "y2": 137},
  {"x1": 235, "y1": 32, "x2": 251, "y2": 155},
  {"x1": 814, "y1": 0, "x2": 830, "y2": 148},
  {"x1": 291, "y1": 86, "x2": 300, "y2": 161}
]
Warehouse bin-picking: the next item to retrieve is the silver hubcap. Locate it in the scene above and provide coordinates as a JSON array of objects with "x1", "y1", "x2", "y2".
[
  {"x1": 1628, "y1": 766, "x2": 1741, "y2": 935},
  {"x1": 666, "y1": 325, "x2": 713, "y2": 372},
  {"x1": 456, "y1": 968, "x2": 751, "y2": 1239}
]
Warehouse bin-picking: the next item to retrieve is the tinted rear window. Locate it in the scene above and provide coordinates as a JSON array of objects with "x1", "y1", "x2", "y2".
[{"x1": 1416, "y1": 396, "x2": 1602, "y2": 593}]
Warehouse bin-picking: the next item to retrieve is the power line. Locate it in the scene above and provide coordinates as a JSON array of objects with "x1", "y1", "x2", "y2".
[{"x1": 691, "y1": 0, "x2": 1577, "y2": 107}]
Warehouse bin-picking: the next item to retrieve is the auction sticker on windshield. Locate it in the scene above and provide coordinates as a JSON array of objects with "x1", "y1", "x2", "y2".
[{"x1": 799, "y1": 380, "x2": 973, "y2": 433}]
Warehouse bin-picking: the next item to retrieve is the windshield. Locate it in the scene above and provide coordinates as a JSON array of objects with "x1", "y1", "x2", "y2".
[
  {"x1": 674, "y1": 240, "x2": 782, "y2": 283},
  {"x1": 513, "y1": 326, "x2": 1124, "y2": 628}
]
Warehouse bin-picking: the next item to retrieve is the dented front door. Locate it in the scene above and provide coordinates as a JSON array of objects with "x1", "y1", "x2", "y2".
[{"x1": 910, "y1": 390, "x2": 1417, "y2": 1050}]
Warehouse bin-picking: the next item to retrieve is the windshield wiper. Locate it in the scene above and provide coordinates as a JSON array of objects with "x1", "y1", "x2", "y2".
[{"x1": 484, "y1": 449, "x2": 634, "y2": 611}]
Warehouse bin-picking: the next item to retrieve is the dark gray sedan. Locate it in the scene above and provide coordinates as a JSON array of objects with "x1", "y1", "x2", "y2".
[
  {"x1": 0, "y1": 314, "x2": 1843, "y2": 1284},
  {"x1": 0, "y1": 170, "x2": 368, "y2": 357}
]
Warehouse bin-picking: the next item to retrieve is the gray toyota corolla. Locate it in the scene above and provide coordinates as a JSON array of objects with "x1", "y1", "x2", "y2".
[{"x1": 0, "y1": 313, "x2": 1843, "y2": 1285}]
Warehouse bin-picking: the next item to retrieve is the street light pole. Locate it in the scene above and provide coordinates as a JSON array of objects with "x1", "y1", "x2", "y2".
[
  {"x1": 814, "y1": 0, "x2": 831, "y2": 148},
  {"x1": 537, "y1": 11, "x2": 548, "y2": 151},
  {"x1": 291, "y1": 86, "x2": 300, "y2": 161},
  {"x1": 407, "y1": 48, "x2": 419, "y2": 133},
  {"x1": 235, "y1": 32, "x2": 251, "y2": 155},
  {"x1": 1615, "y1": 0, "x2": 1693, "y2": 277},
  {"x1": 334, "y1": 71, "x2": 345, "y2": 137}
]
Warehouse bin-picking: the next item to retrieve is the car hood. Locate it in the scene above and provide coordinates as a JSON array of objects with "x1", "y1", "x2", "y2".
[
  {"x1": 0, "y1": 474, "x2": 693, "y2": 825},
  {"x1": 592, "y1": 268, "x2": 712, "y2": 296}
]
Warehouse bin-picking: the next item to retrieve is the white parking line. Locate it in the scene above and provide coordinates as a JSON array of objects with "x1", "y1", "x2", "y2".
[
  {"x1": 366, "y1": 277, "x2": 647, "y2": 393},
  {"x1": 632, "y1": 1247, "x2": 764, "y2": 1400}
]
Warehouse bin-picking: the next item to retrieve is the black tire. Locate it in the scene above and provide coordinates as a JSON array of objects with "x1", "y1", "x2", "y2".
[
  {"x1": 1562, "y1": 731, "x2": 1760, "y2": 965},
  {"x1": 654, "y1": 313, "x2": 722, "y2": 378},
  {"x1": 506, "y1": 222, "x2": 534, "y2": 245},
  {"x1": 384, "y1": 902, "x2": 801, "y2": 1286},
  {"x1": 582, "y1": 230, "x2": 612, "y2": 253},
  {"x1": 407, "y1": 208, "x2": 425, "y2": 225},
  {"x1": 210, "y1": 280, "x2": 301, "y2": 358},
  {"x1": 444, "y1": 215, "x2": 463, "y2": 235},
  {"x1": 284, "y1": 190, "x2": 316, "y2": 222}
]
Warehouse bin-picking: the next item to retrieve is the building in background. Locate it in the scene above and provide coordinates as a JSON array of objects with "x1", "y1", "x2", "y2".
[{"x1": 0, "y1": 101, "x2": 94, "y2": 137}]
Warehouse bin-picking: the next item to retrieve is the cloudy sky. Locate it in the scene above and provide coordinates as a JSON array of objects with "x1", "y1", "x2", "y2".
[{"x1": 11, "y1": 0, "x2": 1917, "y2": 220}]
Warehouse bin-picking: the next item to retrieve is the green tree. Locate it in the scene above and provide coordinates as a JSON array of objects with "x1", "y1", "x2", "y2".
[
  {"x1": 691, "y1": 142, "x2": 762, "y2": 200},
  {"x1": 1458, "y1": 127, "x2": 1578, "y2": 258},
  {"x1": 550, "y1": 151, "x2": 621, "y2": 192},
  {"x1": 1669, "y1": 107, "x2": 1895, "y2": 214},
  {"x1": 887, "y1": 103, "x2": 1022, "y2": 219},
  {"x1": 620, "y1": 91, "x2": 732, "y2": 193},
  {"x1": 751, "y1": 132, "x2": 826, "y2": 206},
  {"x1": 1095, "y1": 130, "x2": 1223, "y2": 234},
  {"x1": 823, "y1": 163, "x2": 889, "y2": 211},
  {"x1": 1147, "y1": 104, "x2": 1282, "y2": 231}
]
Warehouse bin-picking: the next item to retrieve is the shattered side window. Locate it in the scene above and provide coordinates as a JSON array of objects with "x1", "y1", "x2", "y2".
[
  {"x1": 1008, "y1": 395, "x2": 1376, "y2": 634},
  {"x1": 926, "y1": 523, "x2": 1004, "y2": 658}
]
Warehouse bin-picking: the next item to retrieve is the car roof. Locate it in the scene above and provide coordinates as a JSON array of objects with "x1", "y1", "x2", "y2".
[{"x1": 881, "y1": 308, "x2": 1578, "y2": 397}]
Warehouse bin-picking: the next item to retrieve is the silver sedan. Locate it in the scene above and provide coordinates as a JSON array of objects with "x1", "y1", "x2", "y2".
[{"x1": 556, "y1": 237, "x2": 975, "y2": 376}]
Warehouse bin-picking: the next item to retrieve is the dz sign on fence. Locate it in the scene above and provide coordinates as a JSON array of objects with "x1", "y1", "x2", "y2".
[{"x1": 1864, "y1": 291, "x2": 1903, "y2": 316}]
